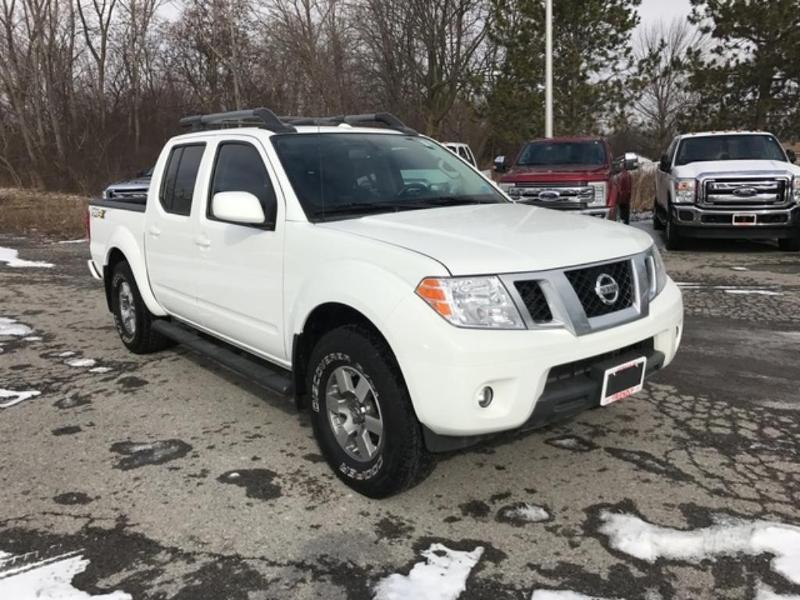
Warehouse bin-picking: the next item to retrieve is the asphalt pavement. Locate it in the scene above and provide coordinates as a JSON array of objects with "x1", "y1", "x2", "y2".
[{"x1": 0, "y1": 224, "x2": 798, "y2": 600}]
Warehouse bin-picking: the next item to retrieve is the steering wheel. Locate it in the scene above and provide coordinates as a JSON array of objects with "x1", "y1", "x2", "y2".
[{"x1": 397, "y1": 182, "x2": 430, "y2": 198}]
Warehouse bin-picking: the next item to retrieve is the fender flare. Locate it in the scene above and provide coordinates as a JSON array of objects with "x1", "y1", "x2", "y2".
[{"x1": 104, "y1": 227, "x2": 167, "y2": 317}]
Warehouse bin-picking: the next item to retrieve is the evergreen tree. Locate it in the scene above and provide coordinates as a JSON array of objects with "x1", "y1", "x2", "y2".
[
  {"x1": 484, "y1": 0, "x2": 641, "y2": 156},
  {"x1": 685, "y1": 0, "x2": 800, "y2": 138}
]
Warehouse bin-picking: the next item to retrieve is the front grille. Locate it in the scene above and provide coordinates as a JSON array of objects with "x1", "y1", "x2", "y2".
[
  {"x1": 547, "y1": 338, "x2": 654, "y2": 383},
  {"x1": 703, "y1": 178, "x2": 788, "y2": 208},
  {"x1": 565, "y1": 260, "x2": 634, "y2": 318},
  {"x1": 509, "y1": 182, "x2": 593, "y2": 206},
  {"x1": 514, "y1": 281, "x2": 553, "y2": 323}
]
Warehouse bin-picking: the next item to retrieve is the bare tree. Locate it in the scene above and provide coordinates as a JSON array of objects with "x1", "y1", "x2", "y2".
[{"x1": 633, "y1": 18, "x2": 704, "y2": 153}]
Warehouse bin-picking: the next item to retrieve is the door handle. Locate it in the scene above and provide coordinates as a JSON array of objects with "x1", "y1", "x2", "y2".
[
  {"x1": 195, "y1": 236, "x2": 211, "y2": 248},
  {"x1": 148, "y1": 226, "x2": 161, "y2": 238}
]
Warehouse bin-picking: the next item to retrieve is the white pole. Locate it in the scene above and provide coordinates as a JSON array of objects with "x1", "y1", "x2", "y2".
[{"x1": 545, "y1": 0, "x2": 553, "y2": 138}]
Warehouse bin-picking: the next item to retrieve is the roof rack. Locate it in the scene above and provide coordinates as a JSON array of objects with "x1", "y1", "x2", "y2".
[
  {"x1": 180, "y1": 108, "x2": 296, "y2": 133},
  {"x1": 281, "y1": 112, "x2": 418, "y2": 135},
  {"x1": 180, "y1": 109, "x2": 417, "y2": 136}
]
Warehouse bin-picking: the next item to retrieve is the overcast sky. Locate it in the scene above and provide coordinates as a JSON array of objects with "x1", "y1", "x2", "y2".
[{"x1": 637, "y1": 0, "x2": 692, "y2": 32}]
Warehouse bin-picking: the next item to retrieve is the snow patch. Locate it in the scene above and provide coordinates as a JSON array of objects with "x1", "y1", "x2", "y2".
[
  {"x1": 373, "y1": 543, "x2": 484, "y2": 600},
  {"x1": 66, "y1": 358, "x2": 96, "y2": 368},
  {"x1": 724, "y1": 289, "x2": 783, "y2": 297},
  {"x1": 0, "y1": 317, "x2": 33, "y2": 337},
  {"x1": 531, "y1": 591, "x2": 621, "y2": 600},
  {"x1": 0, "y1": 389, "x2": 41, "y2": 408},
  {"x1": 756, "y1": 583, "x2": 800, "y2": 600},
  {"x1": 0, "y1": 246, "x2": 54, "y2": 268},
  {"x1": 0, "y1": 549, "x2": 131, "y2": 599},
  {"x1": 23, "y1": 336, "x2": 42, "y2": 341},
  {"x1": 56, "y1": 238, "x2": 87, "y2": 244},
  {"x1": 730, "y1": 266, "x2": 748, "y2": 271},
  {"x1": 599, "y1": 511, "x2": 800, "y2": 586},
  {"x1": 57, "y1": 351, "x2": 76, "y2": 357},
  {"x1": 88, "y1": 366, "x2": 112, "y2": 374},
  {"x1": 497, "y1": 503, "x2": 551, "y2": 525}
]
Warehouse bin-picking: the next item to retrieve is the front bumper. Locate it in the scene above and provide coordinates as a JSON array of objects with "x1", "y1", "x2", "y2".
[
  {"x1": 385, "y1": 279, "x2": 683, "y2": 438},
  {"x1": 671, "y1": 205, "x2": 800, "y2": 239}
]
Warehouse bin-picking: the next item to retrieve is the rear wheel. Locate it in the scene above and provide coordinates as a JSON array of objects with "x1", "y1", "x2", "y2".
[
  {"x1": 111, "y1": 262, "x2": 172, "y2": 354},
  {"x1": 778, "y1": 235, "x2": 800, "y2": 252},
  {"x1": 307, "y1": 324, "x2": 431, "y2": 498}
]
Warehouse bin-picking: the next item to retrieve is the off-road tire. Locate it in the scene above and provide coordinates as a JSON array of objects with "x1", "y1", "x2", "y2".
[
  {"x1": 778, "y1": 235, "x2": 800, "y2": 252},
  {"x1": 307, "y1": 324, "x2": 432, "y2": 498},
  {"x1": 111, "y1": 261, "x2": 172, "y2": 354}
]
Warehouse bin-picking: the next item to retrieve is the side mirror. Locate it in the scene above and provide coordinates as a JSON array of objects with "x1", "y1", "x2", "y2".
[
  {"x1": 787, "y1": 149, "x2": 797, "y2": 164},
  {"x1": 659, "y1": 154, "x2": 671, "y2": 173},
  {"x1": 624, "y1": 152, "x2": 639, "y2": 171},
  {"x1": 493, "y1": 155, "x2": 508, "y2": 173},
  {"x1": 211, "y1": 191, "x2": 265, "y2": 225}
]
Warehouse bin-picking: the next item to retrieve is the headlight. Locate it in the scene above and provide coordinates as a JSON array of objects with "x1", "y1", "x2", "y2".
[
  {"x1": 674, "y1": 179, "x2": 696, "y2": 204},
  {"x1": 499, "y1": 182, "x2": 517, "y2": 195},
  {"x1": 793, "y1": 177, "x2": 800, "y2": 204},
  {"x1": 102, "y1": 188, "x2": 110, "y2": 200},
  {"x1": 645, "y1": 245, "x2": 668, "y2": 300},
  {"x1": 588, "y1": 181, "x2": 607, "y2": 207},
  {"x1": 416, "y1": 276, "x2": 525, "y2": 329}
]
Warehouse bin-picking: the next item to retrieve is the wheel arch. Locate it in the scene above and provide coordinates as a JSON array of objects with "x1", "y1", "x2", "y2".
[
  {"x1": 291, "y1": 302, "x2": 400, "y2": 410},
  {"x1": 102, "y1": 232, "x2": 166, "y2": 317}
]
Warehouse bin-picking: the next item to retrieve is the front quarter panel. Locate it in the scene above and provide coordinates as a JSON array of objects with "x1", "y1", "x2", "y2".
[{"x1": 284, "y1": 222, "x2": 448, "y2": 360}]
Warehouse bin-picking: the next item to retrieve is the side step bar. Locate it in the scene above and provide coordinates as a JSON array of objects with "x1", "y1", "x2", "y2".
[{"x1": 152, "y1": 320, "x2": 293, "y2": 397}]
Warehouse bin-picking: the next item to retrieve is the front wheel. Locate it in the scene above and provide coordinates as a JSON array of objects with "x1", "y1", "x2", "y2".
[
  {"x1": 664, "y1": 209, "x2": 685, "y2": 251},
  {"x1": 307, "y1": 325, "x2": 431, "y2": 498},
  {"x1": 653, "y1": 202, "x2": 665, "y2": 231}
]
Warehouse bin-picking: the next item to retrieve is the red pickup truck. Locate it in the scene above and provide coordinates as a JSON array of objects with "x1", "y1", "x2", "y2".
[{"x1": 495, "y1": 136, "x2": 637, "y2": 223}]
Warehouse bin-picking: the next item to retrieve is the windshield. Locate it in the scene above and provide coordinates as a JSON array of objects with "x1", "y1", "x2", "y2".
[
  {"x1": 517, "y1": 140, "x2": 607, "y2": 167},
  {"x1": 675, "y1": 135, "x2": 787, "y2": 166},
  {"x1": 271, "y1": 133, "x2": 505, "y2": 221}
]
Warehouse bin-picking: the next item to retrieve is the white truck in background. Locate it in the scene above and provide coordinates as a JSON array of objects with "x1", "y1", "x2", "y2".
[
  {"x1": 88, "y1": 109, "x2": 684, "y2": 498},
  {"x1": 654, "y1": 131, "x2": 800, "y2": 250}
]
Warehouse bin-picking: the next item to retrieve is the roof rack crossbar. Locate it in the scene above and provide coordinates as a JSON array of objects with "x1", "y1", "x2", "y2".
[
  {"x1": 278, "y1": 112, "x2": 417, "y2": 135},
  {"x1": 179, "y1": 108, "x2": 296, "y2": 133}
]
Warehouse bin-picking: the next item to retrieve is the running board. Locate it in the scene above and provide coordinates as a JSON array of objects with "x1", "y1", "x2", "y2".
[{"x1": 152, "y1": 320, "x2": 293, "y2": 397}]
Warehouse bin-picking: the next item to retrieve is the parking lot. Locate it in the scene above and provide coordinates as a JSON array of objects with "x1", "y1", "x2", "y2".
[{"x1": 0, "y1": 225, "x2": 799, "y2": 599}]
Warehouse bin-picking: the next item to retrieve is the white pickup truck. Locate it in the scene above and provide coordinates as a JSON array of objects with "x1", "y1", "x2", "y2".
[
  {"x1": 88, "y1": 109, "x2": 684, "y2": 498},
  {"x1": 654, "y1": 131, "x2": 800, "y2": 250}
]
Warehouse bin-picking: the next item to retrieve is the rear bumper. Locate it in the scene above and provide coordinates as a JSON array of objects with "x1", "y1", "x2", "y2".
[{"x1": 672, "y1": 205, "x2": 800, "y2": 239}]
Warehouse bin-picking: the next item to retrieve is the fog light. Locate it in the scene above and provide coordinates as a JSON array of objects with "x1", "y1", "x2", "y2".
[{"x1": 478, "y1": 386, "x2": 494, "y2": 408}]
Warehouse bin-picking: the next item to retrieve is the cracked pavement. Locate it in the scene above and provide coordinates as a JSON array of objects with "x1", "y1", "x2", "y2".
[{"x1": 0, "y1": 224, "x2": 798, "y2": 599}]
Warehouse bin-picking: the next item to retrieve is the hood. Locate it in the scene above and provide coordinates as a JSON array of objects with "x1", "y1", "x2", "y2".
[
  {"x1": 675, "y1": 159, "x2": 800, "y2": 179},
  {"x1": 500, "y1": 164, "x2": 610, "y2": 183},
  {"x1": 319, "y1": 204, "x2": 653, "y2": 276}
]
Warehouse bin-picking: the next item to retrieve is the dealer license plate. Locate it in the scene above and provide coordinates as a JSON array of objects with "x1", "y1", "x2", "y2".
[{"x1": 600, "y1": 356, "x2": 647, "y2": 406}]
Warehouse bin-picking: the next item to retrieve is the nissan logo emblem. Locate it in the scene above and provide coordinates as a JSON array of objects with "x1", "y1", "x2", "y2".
[{"x1": 595, "y1": 274, "x2": 620, "y2": 306}]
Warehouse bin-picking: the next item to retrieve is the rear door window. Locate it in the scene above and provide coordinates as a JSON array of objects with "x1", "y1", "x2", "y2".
[{"x1": 160, "y1": 144, "x2": 205, "y2": 216}]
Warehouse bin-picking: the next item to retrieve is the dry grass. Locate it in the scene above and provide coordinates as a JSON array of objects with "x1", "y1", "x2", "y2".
[
  {"x1": 0, "y1": 187, "x2": 89, "y2": 238},
  {"x1": 631, "y1": 166, "x2": 656, "y2": 214}
]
